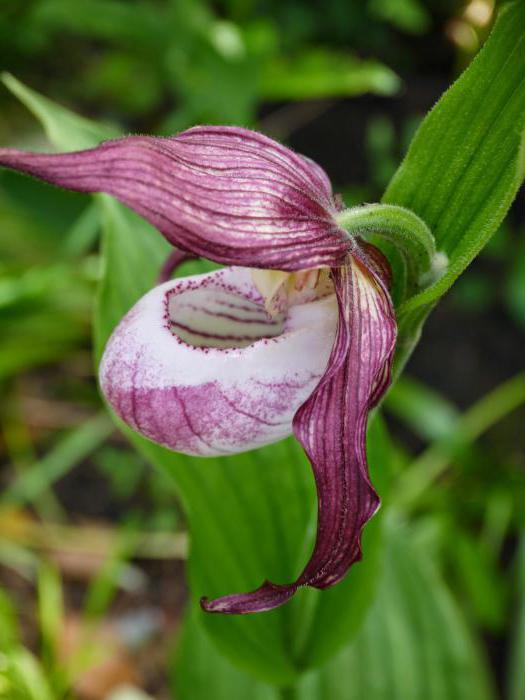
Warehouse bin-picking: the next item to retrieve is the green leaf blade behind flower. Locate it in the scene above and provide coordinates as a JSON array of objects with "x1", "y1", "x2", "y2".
[
  {"x1": 508, "y1": 536, "x2": 525, "y2": 700},
  {"x1": 298, "y1": 522, "x2": 495, "y2": 700},
  {"x1": 95, "y1": 208, "x2": 309, "y2": 683},
  {"x1": 173, "y1": 522, "x2": 495, "y2": 700},
  {"x1": 382, "y1": 0, "x2": 525, "y2": 362},
  {"x1": 1, "y1": 72, "x2": 120, "y2": 150},
  {"x1": 260, "y1": 50, "x2": 401, "y2": 100}
]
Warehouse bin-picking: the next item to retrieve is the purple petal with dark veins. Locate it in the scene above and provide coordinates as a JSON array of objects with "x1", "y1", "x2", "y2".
[
  {"x1": 0, "y1": 126, "x2": 349, "y2": 271},
  {"x1": 201, "y1": 250, "x2": 397, "y2": 613}
]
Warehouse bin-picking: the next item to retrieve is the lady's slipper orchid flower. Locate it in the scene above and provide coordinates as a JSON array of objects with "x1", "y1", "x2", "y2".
[{"x1": 0, "y1": 126, "x2": 397, "y2": 614}]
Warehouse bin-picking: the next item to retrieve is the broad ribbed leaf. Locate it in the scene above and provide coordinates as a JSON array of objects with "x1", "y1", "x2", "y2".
[
  {"x1": 298, "y1": 522, "x2": 494, "y2": 700},
  {"x1": 260, "y1": 50, "x2": 400, "y2": 100},
  {"x1": 509, "y1": 536, "x2": 525, "y2": 700},
  {"x1": 173, "y1": 606, "x2": 278, "y2": 700},
  {"x1": 174, "y1": 522, "x2": 495, "y2": 700},
  {"x1": 383, "y1": 0, "x2": 525, "y2": 367}
]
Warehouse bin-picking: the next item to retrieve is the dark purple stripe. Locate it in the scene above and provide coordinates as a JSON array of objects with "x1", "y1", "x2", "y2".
[
  {"x1": 169, "y1": 320, "x2": 280, "y2": 343},
  {"x1": 220, "y1": 393, "x2": 287, "y2": 428},
  {"x1": 183, "y1": 304, "x2": 275, "y2": 326},
  {"x1": 213, "y1": 298, "x2": 271, "y2": 314}
]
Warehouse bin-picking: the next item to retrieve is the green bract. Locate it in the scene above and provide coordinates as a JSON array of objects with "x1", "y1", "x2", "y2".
[{"x1": 383, "y1": 0, "x2": 525, "y2": 368}]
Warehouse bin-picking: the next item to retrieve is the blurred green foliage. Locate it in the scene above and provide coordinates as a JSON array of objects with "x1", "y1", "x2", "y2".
[{"x1": 0, "y1": 0, "x2": 428, "y2": 133}]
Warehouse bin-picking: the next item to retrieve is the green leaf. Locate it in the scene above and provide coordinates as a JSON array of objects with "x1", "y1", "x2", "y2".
[
  {"x1": 37, "y1": 563, "x2": 64, "y2": 670},
  {"x1": 385, "y1": 375, "x2": 459, "y2": 442},
  {"x1": 509, "y1": 536, "x2": 525, "y2": 700},
  {"x1": 383, "y1": 0, "x2": 525, "y2": 367},
  {"x1": 0, "y1": 413, "x2": 113, "y2": 510},
  {"x1": 31, "y1": 0, "x2": 169, "y2": 51},
  {"x1": 3, "y1": 648, "x2": 56, "y2": 700},
  {"x1": 94, "y1": 196, "x2": 171, "y2": 354},
  {"x1": 0, "y1": 257, "x2": 93, "y2": 379},
  {"x1": 174, "y1": 521, "x2": 495, "y2": 700},
  {"x1": 131, "y1": 426, "x2": 383, "y2": 683},
  {"x1": 450, "y1": 529, "x2": 507, "y2": 631},
  {"x1": 298, "y1": 521, "x2": 495, "y2": 699},
  {"x1": 0, "y1": 589, "x2": 20, "y2": 651},
  {"x1": 1, "y1": 72, "x2": 119, "y2": 150},
  {"x1": 173, "y1": 607, "x2": 277, "y2": 700},
  {"x1": 394, "y1": 373, "x2": 525, "y2": 510},
  {"x1": 369, "y1": 0, "x2": 431, "y2": 34},
  {"x1": 260, "y1": 49, "x2": 400, "y2": 100},
  {"x1": 61, "y1": 203, "x2": 100, "y2": 259}
]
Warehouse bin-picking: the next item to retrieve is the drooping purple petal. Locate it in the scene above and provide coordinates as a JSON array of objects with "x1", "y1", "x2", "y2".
[
  {"x1": 201, "y1": 250, "x2": 396, "y2": 613},
  {"x1": 100, "y1": 266, "x2": 338, "y2": 456},
  {"x1": 0, "y1": 126, "x2": 349, "y2": 271}
]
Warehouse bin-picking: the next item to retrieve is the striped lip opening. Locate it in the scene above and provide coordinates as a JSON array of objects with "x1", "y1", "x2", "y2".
[{"x1": 165, "y1": 285, "x2": 285, "y2": 350}]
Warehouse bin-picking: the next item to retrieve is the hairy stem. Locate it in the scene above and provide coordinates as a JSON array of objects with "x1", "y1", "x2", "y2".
[
  {"x1": 336, "y1": 203, "x2": 446, "y2": 301},
  {"x1": 336, "y1": 203, "x2": 447, "y2": 376}
]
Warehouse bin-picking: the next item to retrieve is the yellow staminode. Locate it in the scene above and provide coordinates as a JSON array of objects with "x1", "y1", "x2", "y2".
[{"x1": 252, "y1": 268, "x2": 333, "y2": 317}]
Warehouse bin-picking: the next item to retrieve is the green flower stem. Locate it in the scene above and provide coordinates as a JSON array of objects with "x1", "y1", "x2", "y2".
[
  {"x1": 392, "y1": 303, "x2": 430, "y2": 381},
  {"x1": 335, "y1": 203, "x2": 446, "y2": 300}
]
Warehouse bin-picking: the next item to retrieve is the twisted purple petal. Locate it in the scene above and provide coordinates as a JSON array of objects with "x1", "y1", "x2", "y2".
[
  {"x1": 0, "y1": 126, "x2": 348, "y2": 271},
  {"x1": 201, "y1": 251, "x2": 396, "y2": 613}
]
